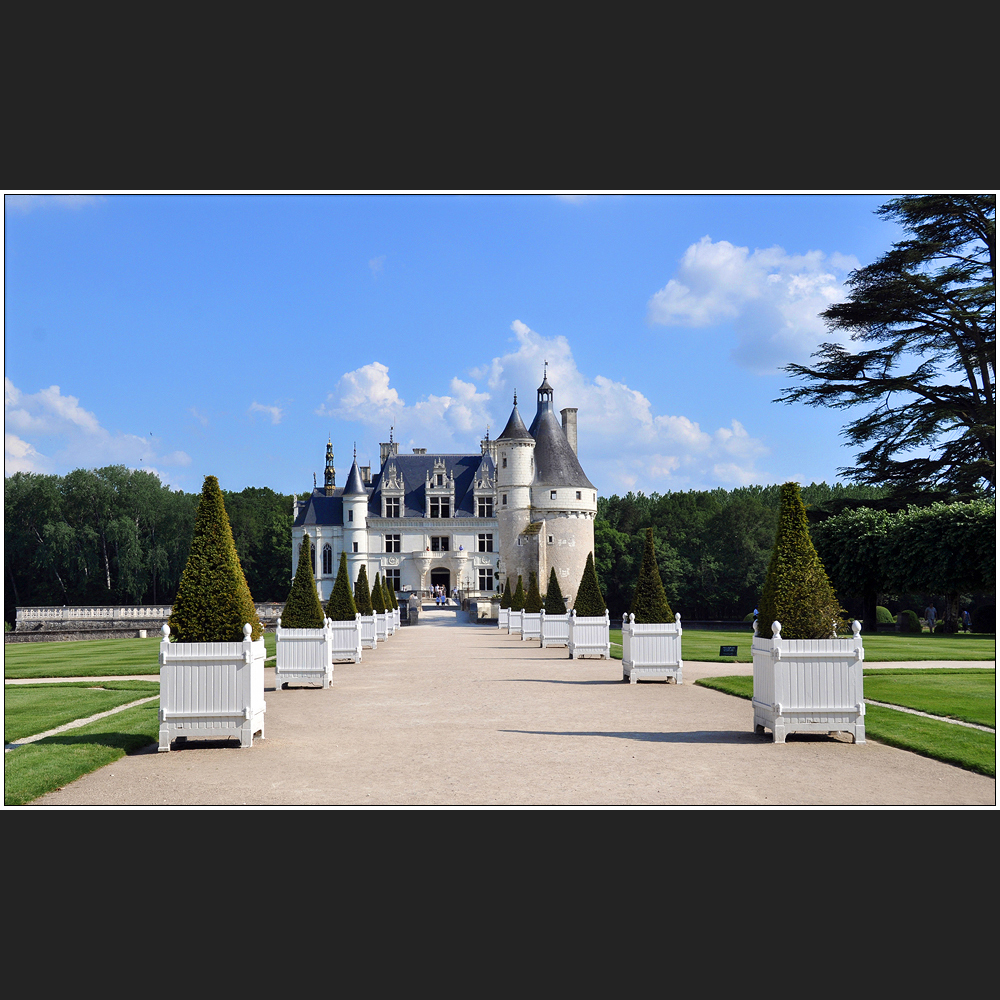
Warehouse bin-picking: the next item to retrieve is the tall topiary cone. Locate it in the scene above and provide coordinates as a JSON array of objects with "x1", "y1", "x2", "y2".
[
  {"x1": 371, "y1": 572, "x2": 387, "y2": 614},
  {"x1": 630, "y1": 527, "x2": 673, "y2": 624},
  {"x1": 524, "y1": 572, "x2": 543, "y2": 613},
  {"x1": 500, "y1": 577, "x2": 512, "y2": 609},
  {"x1": 386, "y1": 578, "x2": 398, "y2": 610},
  {"x1": 544, "y1": 568, "x2": 566, "y2": 615},
  {"x1": 573, "y1": 552, "x2": 606, "y2": 617},
  {"x1": 757, "y1": 482, "x2": 845, "y2": 640},
  {"x1": 511, "y1": 575, "x2": 525, "y2": 612},
  {"x1": 168, "y1": 475, "x2": 263, "y2": 641},
  {"x1": 326, "y1": 552, "x2": 358, "y2": 622},
  {"x1": 354, "y1": 564, "x2": 374, "y2": 616},
  {"x1": 281, "y1": 531, "x2": 325, "y2": 628}
]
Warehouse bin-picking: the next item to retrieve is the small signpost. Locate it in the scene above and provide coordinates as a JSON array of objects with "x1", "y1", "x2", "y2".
[{"x1": 720, "y1": 645, "x2": 738, "y2": 657}]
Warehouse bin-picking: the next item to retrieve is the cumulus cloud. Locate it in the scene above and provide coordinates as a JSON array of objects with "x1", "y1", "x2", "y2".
[
  {"x1": 249, "y1": 401, "x2": 283, "y2": 424},
  {"x1": 647, "y1": 236, "x2": 858, "y2": 371},
  {"x1": 4, "y1": 378, "x2": 190, "y2": 477}
]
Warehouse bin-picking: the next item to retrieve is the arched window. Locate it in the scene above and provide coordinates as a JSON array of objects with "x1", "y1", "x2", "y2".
[{"x1": 323, "y1": 544, "x2": 333, "y2": 575}]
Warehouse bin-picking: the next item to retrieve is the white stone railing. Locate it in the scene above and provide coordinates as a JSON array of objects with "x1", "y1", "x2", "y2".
[{"x1": 17, "y1": 602, "x2": 284, "y2": 624}]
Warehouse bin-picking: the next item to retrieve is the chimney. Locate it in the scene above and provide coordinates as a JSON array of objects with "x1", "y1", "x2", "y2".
[{"x1": 561, "y1": 407, "x2": 578, "y2": 455}]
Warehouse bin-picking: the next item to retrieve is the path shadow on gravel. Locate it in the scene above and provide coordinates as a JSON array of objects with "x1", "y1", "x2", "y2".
[{"x1": 501, "y1": 728, "x2": 769, "y2": 744}]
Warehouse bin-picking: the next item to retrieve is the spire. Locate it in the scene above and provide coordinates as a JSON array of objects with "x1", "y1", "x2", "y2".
[
  {"x1": 324, "y1": 437, "x2": 336, "y2": 495},
  {"x1": 497, "y1": 389, "x2": 532, "y2": 441},
  {"x1": 344, "y1": 444, "x2": 367, "y2": 496},
  {"x1": 529, "y1": 365, "x2": 555, "y2": 437}
]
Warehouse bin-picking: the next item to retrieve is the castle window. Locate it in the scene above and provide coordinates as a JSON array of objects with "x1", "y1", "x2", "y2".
[
  {"x1": 322, "y1": 544, "x2": 333, "y2": 575},
  {"x1": 348, "y1": 510, "x2": 353, "y2": 522},
  {"x1": 478, "y1": 568, "x2": 493, "y2": 591},
  {"x1": 502, "y1": 457, "x2": 507, "y2": 469},
  {"x1": 431, "y1": 536, "x2": 449, "y2": 552},
  {"x1": 353, "y1": 542, "x2": 359, "y2": 553},
  {"x1": 477, "y1": 534, "x2": 493, "y2": 553},
  {"x1": 385, "y1": 496, "x2": 400, "y2": 518},
  {"x1": 385, "y1": 569, "x2": 400, "y2": 592},
  {"x1": 478, "y1": 496, "x2": 493, "y2": 517},
  {"x1": 502, "y1": 494, "x2": 507, "y2": 506},
  {"x1": 576, "y1": 491, "x2": 581, "y2": 500},
  {"x1": 436, "y1": 474, "x2": 443, "y2": 486},
  {"x1": 550, "y1": 490, "x2": 557, "y2": 500},
  {"x1": 385, "y1": 534, "x2": 401, "y2": 552},
  {"x1": 430, "y1": 498, "x2": 450, "y2": 518},
  {"x1": 548, "y1": 535, "x2": 554, "y2": 544}
]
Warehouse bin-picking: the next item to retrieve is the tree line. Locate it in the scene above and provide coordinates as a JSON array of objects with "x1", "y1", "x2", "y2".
[{"x1": 4, "y1": 467, "x2": 296, "y2": 624}]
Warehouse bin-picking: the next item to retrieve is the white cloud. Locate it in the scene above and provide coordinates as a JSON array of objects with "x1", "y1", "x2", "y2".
[
  {"x1": 249, "y1": 401, "x2": 283, "y2": 424},
  {"x1": 647, "y1": 236, "x2": 859, "y2": 372},
  {"x1": 3, "y1": 378, "x2": 189, "y2": 478},
  {"x1": 5, "y1": 194, "x2": 103, "y2": 215}
]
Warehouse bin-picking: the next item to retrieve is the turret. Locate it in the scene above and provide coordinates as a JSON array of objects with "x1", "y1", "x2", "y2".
[
  {"x1": 324, "y1": 439, "x2": 336, "y2": 495},
  {"x1": 342, "y1": 448, "x2": 369, "y2": 586}
]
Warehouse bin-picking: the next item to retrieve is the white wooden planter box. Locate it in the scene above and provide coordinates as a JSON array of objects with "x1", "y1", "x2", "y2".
[
  {"x1": 621, "y1": 613, "x2": 683, "y2": 683},
  {"x1": 328, "y1": 615, "x2": 364, "y2": 663},
  {"x1": 567, "y1": 610, "x2": 611, "y2": 659},
  {"x1": 158, "y1": 623, "x2": 266, "y2": 751},
  {"x1": 508, "y1": 610, "x2": 523, "y2": 635},
  {"x1": 275, "y1": 618, "x2": 335, "y2": 689},
  {"x1": 521, "y1": 611, "x2": 542, "y2": 641},
  {"x1": 752, "y1": 620, "x2": 865, "y2": 744},
  {"x1": 498, "y1": 607, "x2": 510, "y2": 630},
  {"x1": 359, "y1": 614, "x2": 379, "y2": 650},
  {"x1": 539, "y1": 610, "x2": 570, "y2": 647},
  {"x1": 375, "y1": 612, "x2": 390, "y2": 642}
]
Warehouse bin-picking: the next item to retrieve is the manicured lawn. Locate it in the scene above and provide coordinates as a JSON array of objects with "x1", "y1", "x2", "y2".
[
  {"x1": 4, "y1": 631, "x2": 278, "y2": 679},
  {"x1": 695, "y1": 670, "x2": 995, "y2": 778},
  {"x1": 608, "y1": 628, "x2": 995, "y2": 664},
  {"x1": 4, "y1": 700, "x2": 161, "y2": 805},
  {"x1": 5, "y1": 680, "x2": 161, "y2": 743}
]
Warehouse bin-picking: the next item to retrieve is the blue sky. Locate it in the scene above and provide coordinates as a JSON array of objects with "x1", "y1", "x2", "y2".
[{"x1": 5, "y1": 192, "x2": 911, "y2": 498}]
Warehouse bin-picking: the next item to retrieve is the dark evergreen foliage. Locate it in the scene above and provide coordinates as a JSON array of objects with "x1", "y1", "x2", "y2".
[
  {"x1": 499, "y1": 578, "x2": 512, "y2": 609},
  {"x1": 280, "y1": 531, "x2": 325, "y2": 628},
  {"x1": 573, "y1": 552, "x2": 606, "y2": 617},
  {"x1": 510, "y1": 576, "x2": 525, "y2": 612},
  {"x1": 876, "y1": 605, "x2": 895, "y2": 625},
  {"x1": 326, "y1": 552, "x2": 358, "y2": 621},
  {"x1": 543, "y1": 568, "x2": 566, "y2": 615},
  {"x1": 523, "y1": 572, "x2": 543, "y2": 614},
  {"x1": 971, "y1": 604, "x2": 995, "y2": 633},
  {"x1": 757, "y1": 483, "x2": 845, "y2": 640},
  {"x1": 371, "y1": 572, "x2": 387, "y2": 614},
  {"x1": 898, "y1": 609, "x2": 922, "y2": 633},
  {"x1": 630, "y1": 528, "x2": 673, "y2": 624},
  {"x1": 167, "y1": 475, "x2": 263, "y2": 642},
  {"x1": 354, "y1": 564, "x2": 373, "y2": 615}
]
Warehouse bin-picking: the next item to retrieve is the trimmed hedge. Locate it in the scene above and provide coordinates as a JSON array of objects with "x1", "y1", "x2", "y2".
[
  {"x1": 898, "y1": 609, "x2": 922, "y2": 633},
  {"x1": 281, "y1": 532, "x2": 325, "y2": 628},
  {"x1": 630, "y1": 527, "x2": 673, "y2": 624},
  {"x1": 354, "y1": 564, "x2": 374, "y2": 616},
  {"x1": 574, "y1": 552, "x2": 606, "y2": 618},
  {"x1": 499, "y1": 578, "x2": 512, "y2": 610},
  {"x1": 167, "y1": 475, "x2": 263, "y2": 642},
  {"x1": 511, "y1": 576, "x2": 525, "y2": 612},
  {"x1": 326, "y1": 552, "x2": 358, "y2": 622},
  {"x1": 371, "y1": 572, "x2": 387, "y2": 614},
  {"x1": 524, "y1": 572, "x2": 543, "y2": 614},
  {"x1": 544, "y1": 568, "x2": 566, "y2": 615},
  {"x1": 876, "y1": 605, "x2": 895, "y2": 625}
]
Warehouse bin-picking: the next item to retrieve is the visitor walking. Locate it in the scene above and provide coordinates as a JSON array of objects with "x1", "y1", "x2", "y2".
[{"x1": 924, "y1": 604, "x2": 937, "y2": 631}]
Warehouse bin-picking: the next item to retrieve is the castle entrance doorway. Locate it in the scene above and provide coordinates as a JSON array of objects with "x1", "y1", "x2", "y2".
[{"x1": 430, "y1": 568, "x2": 450, "y2": 596}]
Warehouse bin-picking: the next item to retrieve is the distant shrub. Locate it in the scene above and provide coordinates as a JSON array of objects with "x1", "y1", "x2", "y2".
[
  {"x1": 743, "y1": 612, "x2": 755, "y2": 623},
  {"x1": 971, "y1": 605, "x2": 995, "y2": 634},
  {"x1": 281, "y1": 532, "x2": 325, "y2": 629},
  {"x1": 573, "y1": 553, "x2": 606, "y2": 618},
  {"x1": 898, "y1": 609, "x2": 922, "y2": 633},
  {"x1": 876, "y1": 606, "x2": 895, "y2": 625}
]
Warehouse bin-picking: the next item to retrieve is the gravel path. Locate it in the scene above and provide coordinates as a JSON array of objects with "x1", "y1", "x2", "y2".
[{"x1": 27, "y1": 613, "x2": 996, "y2": 806}]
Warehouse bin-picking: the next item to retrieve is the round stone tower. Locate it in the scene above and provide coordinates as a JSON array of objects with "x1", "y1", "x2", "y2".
[
  {"x1": 342, "y1": 451, "x2": 369, "y2": 588},
  {"x1": 496, "y1": 391, "x2": 535, "y2": 594}
]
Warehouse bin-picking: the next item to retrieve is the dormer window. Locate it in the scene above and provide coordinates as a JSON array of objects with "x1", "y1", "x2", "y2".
[
  {"x1": 550, "y1": 490, "x2": 557, "y2": 500},
  {"x1": 437, "y1": 474, "x2": 443, "y2": 486}
]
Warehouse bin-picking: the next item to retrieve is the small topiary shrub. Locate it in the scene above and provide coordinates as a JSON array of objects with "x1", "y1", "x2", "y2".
[
  {"x1": 757, "y1": 483, "x2": 845, "y2": 640},
  {"x1": 573, "y1": 552, "x2": 606, "y2": 618},
  {"x1": 280, "y1": 532, "x2": 326, "y2": 629},
  {"x1": 544, "y1": 568, "x2": 566, "y2": 615},
  {"x1": 630, "y1": 527, "x2": 673, "y2": 624},
  {"x1": 743, "y1": 612, "x2": 756, "y2": 623},
  {"x1": 371, "y1": 572, "x2": 387, "y2": 614},
  {"x1": 499, "y1": 577, "x2": 512, "y2": 609},
  {"x1": 876, "y1": 606, "x2": 895, "y2": 625},
  {"x1": 971, "y1": 604, "x2": 995, "y2": 634},
  {"x1": 168, "y1": 475, "x2": 263, "y2": 642},
  {"x1": 898, "y1": 609, "x2": 922, "y2": 633},
  {"x1": 354, "y1": 564, "x2": 373, "y2": 616},
  {"x1": 524, "y1": 572, "x2": 544, "y2": 614},
  {"x1": 511, "y1": 576, "x2": 525, "y2": 612},
  {"x1": 326, "y1": 552, "x2": 358, "y2": 622}
]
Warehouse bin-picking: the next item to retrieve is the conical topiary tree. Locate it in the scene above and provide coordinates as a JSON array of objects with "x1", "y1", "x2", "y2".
[
  {"x1": 326, "y1": 552, "x2": 358, "y2": 622},
  {"x1": 281, "y1": 531, "x2": 325, "y2": 628},
  {"x1": 573, "y1": 552, "x2": 606, "y2": 618},
  {"x1": 510, "y1": 575, "x2": 525, "y2": 612},
  {"x1": 371, "y1": 572, "x2": 387, "y2": 614},
  {"x1": 386, "y1": 578, "x2": 399, "y2": 610},
  {"x1": 757, "y1": 482, "x2": 845, "y2": 639},
  {"x1": 354, "y1": 563, "x2": 374, "y2": 616},
  {"x1": 168, "y1": 475, "x2": 263, "y2": 642},
  {"x1": 499, "y1": 577, "x2": 512, "y2": 609},
  {"x1": 630, "y1": 527, "x2": 673, "y2": 624},
  {"x1": 524, "y1": 572, "x2": 543, "y2": 613},
  {"x1": 543, "y1": 567, "x2": 566, "y2": 615},
  {"x1": 383, "y1": 575, "x2": 396, "y2": 611}
]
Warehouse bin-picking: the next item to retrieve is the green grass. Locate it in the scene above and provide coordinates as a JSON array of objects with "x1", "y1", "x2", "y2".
[
  {"x1": 863, "y1": 669, "x2": 995, "y2": 728},
  {"x1": 608, "y1": 628, "x2": 995, "y2": 664},
  {"x1": 695, "y1": 671, "x2": 995, "y2": 778},
  {"x1": 4, "y1": 699, "x2": 161, "y2": 805},
  {"x1": 5, "y1": 681, "x2": 161, "y2": 744},
  {"x1": 4, "y1": 631, "x2": 278, "y2": 679}
]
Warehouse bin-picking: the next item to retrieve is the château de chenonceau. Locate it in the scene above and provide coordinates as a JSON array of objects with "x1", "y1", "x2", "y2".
[{"x1": 291, "y1": 371, "x2": 598, "y2": 607}]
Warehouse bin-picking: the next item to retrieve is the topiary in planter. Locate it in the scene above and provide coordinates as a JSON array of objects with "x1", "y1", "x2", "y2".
[
  {"x1": 354, "y1": 564, "x2": 374, "y2": 616},
  {"x1": 544, "y1": 568, "x2": 566, "y2": 615},
  {"x1": 630, "y1": 527, "x2": 673, "y2": 624},
  {"x1": 523, "y1": 572, "x2": 543, "y2": 614},
  {"x1": 281, "y1": 531, "x2": 325, "y2": 629},
  {"x1": 511, "y1": 576, "x2": 525, "y2": 612},
  {"x1": 898, "y1": 609, "x2": 922, "y2": 633},
  {"x1": 371, "y1": 572, "x2": 387, "y2": 614},
  {"x1": 326, "y1": 552, "x2": 358, "y2": 621},
  {"x1": 168, "y1": 475, "x2": 263, "y2": 642},
  {"x1": 757, "y1": 483, "x2": 845, "y2": 640},
  {"x1": 384, "y1": 576, "x2": 396, "y2": 611},
  {"x1": 573, "y1": 552, "x2": 606, "y2": 617},
  {"x1": 499, "y1": 577, "x2": 512, "y2": 609}
]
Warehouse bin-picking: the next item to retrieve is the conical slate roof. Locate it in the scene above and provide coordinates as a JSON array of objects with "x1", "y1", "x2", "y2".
[
  {"x1": 532, "y1": 408, "x2": 595, "y2": 489},
  {"x1": 497, "y1": 399, "x2": 533, "y2": 441},
  {"x1": 343, "y1": 458, "x2": 367, "y2": 496}
]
